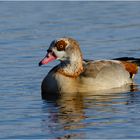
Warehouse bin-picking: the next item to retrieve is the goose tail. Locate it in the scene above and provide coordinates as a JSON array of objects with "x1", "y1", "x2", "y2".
[{"x1": 113, "y1": 57, "x2": 140, "y2": 66}]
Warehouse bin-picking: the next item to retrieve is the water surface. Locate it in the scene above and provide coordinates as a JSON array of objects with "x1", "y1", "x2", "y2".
[{"x1": 0, "y1": 1, "x2": 140, "y2": 139}]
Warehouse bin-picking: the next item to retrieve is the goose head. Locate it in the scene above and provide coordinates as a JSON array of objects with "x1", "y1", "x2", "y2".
[{"x1": 39, "y1": 37, "x2": 83, "y2": 66}]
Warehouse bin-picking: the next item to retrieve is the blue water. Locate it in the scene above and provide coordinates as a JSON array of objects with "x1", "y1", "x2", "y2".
[{"x1": 0, "y1": 1, "x2": 140, "y2": 139}]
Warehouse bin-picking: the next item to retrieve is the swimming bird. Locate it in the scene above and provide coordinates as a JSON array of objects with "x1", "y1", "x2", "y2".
[{"x1": 39, "y1": 37, "x2": 139, "y2": 99}]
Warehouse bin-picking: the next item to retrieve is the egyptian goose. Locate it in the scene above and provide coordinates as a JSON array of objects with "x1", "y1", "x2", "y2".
[{"x1": 39, "y1": 37, "x2": 139, "y2": 99}]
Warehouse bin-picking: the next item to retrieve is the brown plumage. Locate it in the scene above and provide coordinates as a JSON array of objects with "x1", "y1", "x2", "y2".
[{"x1": 121, "y1": 61, "x2": 138, "y2": 78}]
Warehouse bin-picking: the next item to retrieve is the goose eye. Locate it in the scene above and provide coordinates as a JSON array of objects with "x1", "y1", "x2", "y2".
[
  {"x1": 60, "y1": 45, "x2": 63, "y2": 48},
  {"x1": 57, "y1": 45, "x2": 64, "y2": 51},
  {"x1": 56, "y1": 40, "x2": 67, "y2": 51}
]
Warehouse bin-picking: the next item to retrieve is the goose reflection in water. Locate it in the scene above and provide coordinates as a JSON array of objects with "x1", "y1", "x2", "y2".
[{"x1": 41, "y1": 84, "x2": 139, "y2": 139}]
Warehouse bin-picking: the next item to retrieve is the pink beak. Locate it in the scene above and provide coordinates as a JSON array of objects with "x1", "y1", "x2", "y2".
[{"x1": 39, "y1": 52, "x2": 57, "y2": 66}]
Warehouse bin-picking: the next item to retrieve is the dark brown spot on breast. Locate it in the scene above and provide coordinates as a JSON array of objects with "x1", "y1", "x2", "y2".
[{"x1": 55, "y1": 40, "x2": 67, "y2": 51}]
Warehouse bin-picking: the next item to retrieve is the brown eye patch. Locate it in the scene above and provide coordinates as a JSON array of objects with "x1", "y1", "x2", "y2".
[{"x1": 55, "y1": 40, "x2": 67, "y2": 51}]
